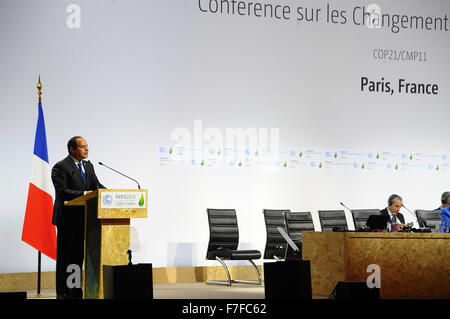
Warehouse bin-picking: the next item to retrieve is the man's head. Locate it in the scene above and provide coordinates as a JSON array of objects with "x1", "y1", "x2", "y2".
[
  {"x1": 388, "y1": 194, "x2": 403, "y2": 214},
  {"x1": 441, "y1": 192, "x2": 450, "y2": 208},
  {"x1": 67, "y1": 136, "x2": 89, "y2": 161}
]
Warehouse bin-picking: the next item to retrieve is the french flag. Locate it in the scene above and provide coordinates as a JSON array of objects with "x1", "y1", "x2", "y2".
[{"x1": 22, "y1": 102, "x2": 57, "y2": 260}]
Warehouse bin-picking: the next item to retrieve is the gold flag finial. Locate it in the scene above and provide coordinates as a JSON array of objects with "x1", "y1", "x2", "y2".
[{"x1": 37, "y1": 75, "x2": 42, "y2": 103}]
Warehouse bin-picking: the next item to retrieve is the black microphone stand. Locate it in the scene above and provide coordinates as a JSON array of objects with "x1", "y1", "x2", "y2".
[
  {"x1": 98, "y1": 162, "x2": 141, "y2": 189},
  {"x1": 402, "y1": 204, "x2": 426, "y2": 228}
]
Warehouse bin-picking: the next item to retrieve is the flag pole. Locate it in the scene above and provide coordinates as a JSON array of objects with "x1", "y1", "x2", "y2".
[
  {"x1": 37, "y1": 252, "x2": 42, "y2": 297},
  {"x1": 36, "y1": 76, "x2": 42, "y2": 298}
]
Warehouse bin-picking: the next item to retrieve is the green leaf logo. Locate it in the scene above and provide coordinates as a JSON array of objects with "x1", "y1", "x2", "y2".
[
  {"x1": 334, "y1": 152, "x2": 337, "y2": 158},
  {"x1": 299, "y1": 151, "x2": 303, "y2": 158},
  {"x1": 361, "y1": 163, "x2": 365, "y2": 169},
  {"x1": 409, "y1": 154, "x2": 413, "y2": 160},
  {"x1": 436, "y1": 165, "x2": 439, "y2": 171},
  {"x1": 376, "y1": 153, "x2": 380, "y2": 159},
  {"x1": 395, "y1": 164, "x2": 399, "y2": 170},
  {"x1": 200, "y1": 159, "x2": 204, "y2": 166},
  {"x1": 319, "y1": 162, "x2": 323, "y2": 168},
  {"x1": 169, "y1": 147, "x2": 173, "y2": 154},
  {"x1": 238, "y1": 161, "x2": 242, "y2": 167},
  {"x1": 283, "y1": 161, "x2": 287, "y2": 168},
  {"x1": 254, "y1": 150, "x2": 259, "y2": 156},
  {"x1": 217, "y1": 150, "x2": 221, "y2": 156},
  {"x1": 138, "y1": 194, "x2": 145, "y2": 207}
]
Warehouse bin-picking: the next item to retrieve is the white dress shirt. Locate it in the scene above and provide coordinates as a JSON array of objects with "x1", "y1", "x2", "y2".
[{"x1": 386, "y1": 207, "x2": 402, "y2": 225}]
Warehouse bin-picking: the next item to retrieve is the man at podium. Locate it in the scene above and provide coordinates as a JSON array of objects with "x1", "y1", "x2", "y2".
[{"x1": 51, "y1": 136, "x2": 105, "y2": 299}]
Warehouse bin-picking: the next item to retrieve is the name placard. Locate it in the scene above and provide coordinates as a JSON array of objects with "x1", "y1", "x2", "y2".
[{"x1": 100, "y1": 191, "x2": 147, "y2": 209}]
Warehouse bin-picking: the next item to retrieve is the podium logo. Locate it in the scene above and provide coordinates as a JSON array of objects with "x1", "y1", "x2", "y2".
[
  {"x1": 102, "y1": 194, "x2": 113, "y2": 206},
  {"x1": 138, "y1": 194, "x2": 145, "y2": 207}
]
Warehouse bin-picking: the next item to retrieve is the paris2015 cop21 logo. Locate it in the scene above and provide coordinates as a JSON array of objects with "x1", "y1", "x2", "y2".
[{"x1": 102, "y1": 194, "x2": 113, "y2": 206}]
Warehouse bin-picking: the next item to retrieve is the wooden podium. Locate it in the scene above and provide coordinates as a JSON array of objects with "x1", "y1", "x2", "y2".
[{"x1": 65, "y1": 189, "x2": 148, "y2": 299}]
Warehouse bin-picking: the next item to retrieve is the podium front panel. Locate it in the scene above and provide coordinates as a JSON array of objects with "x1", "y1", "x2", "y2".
[
  {"x1": 97, "y1": 189, "x2": 147, "y2": 219},
  {"x1": 85, "y1": 198, "x2": 101, "y2": 299},
  {"x1": 84, "y1": 198, "x2": 132, "y2": 299}
]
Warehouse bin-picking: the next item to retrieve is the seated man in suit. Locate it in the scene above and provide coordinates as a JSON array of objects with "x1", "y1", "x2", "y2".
[
  {"x1": 439, "y1": 192, "x2": 450, "y2": 210},
  {"x1": 440, "y1": 192, "x2": 450, "y2": 232},
  {"x1": 381, "y1": 194, "x2": 406, "y2": 231}
]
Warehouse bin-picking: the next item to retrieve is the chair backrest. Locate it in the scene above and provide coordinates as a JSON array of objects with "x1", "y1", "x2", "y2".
[
  {"x1": 318, "y1": 210, "x2": 348, "y2": 232},
  {"x1": 415, "y1": 209, "x2": 441, "y2": 230},
  {"x1": 206, "y1": 209, "x2": 239, "y2": 260},
  {"x1": 262, "y1": 209, "x2": 290, "y2": 259},
  {"x1": 351, "y1": 209, "x2": 381, "y2": 230},
  {"x1": 284, "y1": 211, "x2": 314, "y2": 247}
]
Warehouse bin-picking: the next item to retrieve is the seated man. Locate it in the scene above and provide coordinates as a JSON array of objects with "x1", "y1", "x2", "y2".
[
  {"x1": 440, "y1": 192, "x2": 450, "y2": 232},
  {"x1": 380, "y1": 194, "x2": 406, "y2": 231},
  {"x1": 439, "y1": 192, "x2": 450, "y2": 210}
]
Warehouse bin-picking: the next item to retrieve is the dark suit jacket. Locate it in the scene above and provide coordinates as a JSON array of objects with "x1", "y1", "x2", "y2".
[
  {"x1": 51, "y1": 156, "x2": 105, "y2": 225},
  {"x1": 380, "y1": 208, "x2": 405, "y2": 225}
]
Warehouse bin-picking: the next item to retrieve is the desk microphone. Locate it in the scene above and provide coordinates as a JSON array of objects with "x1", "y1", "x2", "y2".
[
  {"x1": 340, "y1": 202, "x2": 352, "y2": 213},
  {"x1": 340, "y1": 202, "x2": 368, "y2": 232},
  {"x1": 98, "y1": 162, "x2": 141, "y2": 189},
  {"x1": 402, "y1": 204, "x2": 426, "y2": 228}
]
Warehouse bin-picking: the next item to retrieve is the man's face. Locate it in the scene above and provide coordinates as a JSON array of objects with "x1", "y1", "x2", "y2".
[
  {"x1": 71, "y1": 137, "x2": 89, "y2": 161},
  {"x1": 389, "y1": 199, "x2": 402, "y2": 214}
]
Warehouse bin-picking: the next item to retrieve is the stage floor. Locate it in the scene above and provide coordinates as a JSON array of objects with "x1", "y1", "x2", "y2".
[{"x1": 25, "y1": 282, "x2": 266, "y2": 299}]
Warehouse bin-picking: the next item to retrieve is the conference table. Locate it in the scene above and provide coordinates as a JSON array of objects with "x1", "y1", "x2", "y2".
[{"x1": 302, "y1": 232, "x2": 450, "y2": 298}]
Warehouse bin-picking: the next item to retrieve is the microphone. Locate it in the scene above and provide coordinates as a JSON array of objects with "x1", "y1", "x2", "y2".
[
  {"x1": 340, "y1": 202, "x2": 367, "y2": 232},
  {"x1": 340, "y1": 202, "x2": 352, "y2": 212},
  {"x1": 402, "y1": 204, "x2": 426, "y2": 228},
  {"x1": 98, "y1": 162, "x2": 141, "y2": 189}
]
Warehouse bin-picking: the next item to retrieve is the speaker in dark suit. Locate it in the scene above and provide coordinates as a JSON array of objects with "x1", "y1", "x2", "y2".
[{"x1": 51, "y1": 136, "x2": 105, "y2": 299}]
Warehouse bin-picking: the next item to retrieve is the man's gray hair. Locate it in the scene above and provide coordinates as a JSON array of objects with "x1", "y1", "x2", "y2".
[
  {"x1": 441, "y1": 192, "x2": 450, "y2": 205},
  {"x1": 388, "y1": 194, "x2": 403, "y2": 206}
]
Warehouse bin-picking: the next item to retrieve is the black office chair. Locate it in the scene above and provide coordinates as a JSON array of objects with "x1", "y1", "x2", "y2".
[
  {"x1": 283, "y1": 211, "x2": 314, "y2": 257},
  {"x1": 415, "y1": 209, "x2": 441, "y2": 231},
  {"x1": 318, "y1": 210, "x2": 348, "y2": 232},
  {"x1": 262, "y1": 209, "x2": 290, "y2": 260},
  {"x1": 351, "y1": 209, "x2": 381, "y2": 231},
  {"x1": 206, "y1": 208, "x2": 262, "y2": 286}
]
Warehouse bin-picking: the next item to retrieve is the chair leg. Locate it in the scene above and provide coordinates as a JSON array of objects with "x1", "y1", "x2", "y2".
[
  {"x1": 206, "y1": 257, "x2": 232, "y2": 286},
  {"x1": 206, "y1": 258, "x2": 262, "y2": 286},
  {"x1": 232, "y1": 259, "x2": 262, "y2": 285}
]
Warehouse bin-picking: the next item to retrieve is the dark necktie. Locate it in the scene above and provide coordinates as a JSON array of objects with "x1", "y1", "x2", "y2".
[{"x1": 78, "y1": 162, "x2": 87, "y2": 184}]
